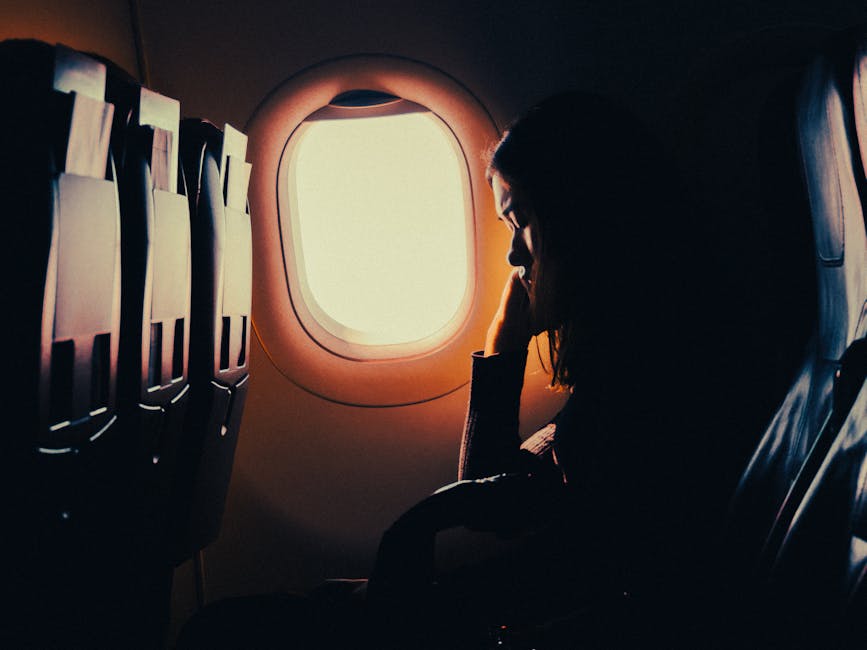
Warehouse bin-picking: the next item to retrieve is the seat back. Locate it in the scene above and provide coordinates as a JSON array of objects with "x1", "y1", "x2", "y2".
[
  {"x1": 106, "y1": 68, "x2": 191, "y2": 465},
  {"x1": 3, "y1": 40, "x2": 120, "y2": 453},
  {"x1": 171, "y1": 118, "x2": 252, "y2": 562}
]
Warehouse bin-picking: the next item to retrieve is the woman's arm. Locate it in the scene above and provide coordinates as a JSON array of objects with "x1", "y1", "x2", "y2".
[
  {"x1": 458, "y1": 350, "x2": 528, "y2": 479},
  {"x1": 458, "y1": 270, "x2": 534, "y2": 480},
  {"x1": 369, "y1": 471, "x2": 564, "y2": 604}
]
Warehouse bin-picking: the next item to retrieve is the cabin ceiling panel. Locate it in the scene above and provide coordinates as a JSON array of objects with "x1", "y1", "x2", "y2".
[{"x1": 134, "y1": 0, "x2": 866, "y2": 138}]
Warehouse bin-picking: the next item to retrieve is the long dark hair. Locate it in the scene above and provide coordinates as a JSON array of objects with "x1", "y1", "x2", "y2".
[{"x1": 487, "y1": 92, "x2": 676, "y2": 388}]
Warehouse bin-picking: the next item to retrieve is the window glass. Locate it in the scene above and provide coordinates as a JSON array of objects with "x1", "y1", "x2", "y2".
[{"x1": 287, "y1": 108, "x2": 471, "y2": 350}]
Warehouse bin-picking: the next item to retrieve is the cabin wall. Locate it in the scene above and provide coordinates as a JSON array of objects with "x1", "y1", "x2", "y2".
[{"x1": 135, "y1": 0, "x2": 603, "y2": 607}]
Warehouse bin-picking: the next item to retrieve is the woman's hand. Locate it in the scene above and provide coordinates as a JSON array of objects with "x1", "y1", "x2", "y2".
[{"x1": 484, "y1": 268, "x2": 534, "y2": 356}]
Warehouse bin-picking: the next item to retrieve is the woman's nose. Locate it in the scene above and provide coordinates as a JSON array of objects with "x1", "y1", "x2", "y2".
[{"x1": 507, "y1": 233, "x2": 532, "y2": 268}]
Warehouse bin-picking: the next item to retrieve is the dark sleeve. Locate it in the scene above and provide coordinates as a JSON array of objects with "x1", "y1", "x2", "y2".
[{"x1": 458, "y1": 348, "x2": 530, "y2": 480}]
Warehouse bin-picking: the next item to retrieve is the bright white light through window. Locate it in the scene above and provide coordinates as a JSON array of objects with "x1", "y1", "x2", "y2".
[{"x1": 287, "y1": 109, "x2": 470, "y2": 349}]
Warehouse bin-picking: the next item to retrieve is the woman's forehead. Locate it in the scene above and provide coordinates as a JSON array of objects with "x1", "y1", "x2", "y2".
[{"x1": 491, "y1": 172, "x2": 512, "y2": 210}]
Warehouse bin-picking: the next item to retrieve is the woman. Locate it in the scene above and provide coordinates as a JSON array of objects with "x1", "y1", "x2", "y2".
[
  {"x1": 367, "y1": 92, "x2": 712, "y2": 648},
  {"x1": 179, "y1": 92, "x2": 711, "y2": 650}
]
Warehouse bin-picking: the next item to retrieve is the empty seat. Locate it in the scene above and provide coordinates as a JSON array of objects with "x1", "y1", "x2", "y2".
[
  {"x1": 171, "y1": 118, "x2": 252, "y2": 563},
  {"x1": 1, "y1": 39, "x2": 129, "y2": 647},
  {"x1": 101, "y1": 61, "x2": 194, "y2": 643},
  {"x1": 104, "y1": 60, "x2": 191, "y2": 470},
  {"x1": 758, "y1": 32, "x2": 867, "y2": 648},
  {"x1": 726, "y1": 30, "x2": 867, "y2": 586},
  {"x1": 2, "y1": 38, "x2": 204, "y2": 647},
  {"x1": 3, "y1": 40, "x2": 120, "y2": 455},
  {"x1": 720, "y1": 30, "x2": 867, "y2": 648}
]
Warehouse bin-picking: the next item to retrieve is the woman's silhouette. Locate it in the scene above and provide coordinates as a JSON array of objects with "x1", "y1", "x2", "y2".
[{"x1": 365, "y1": 91, "x2": 715, "y2": 648}]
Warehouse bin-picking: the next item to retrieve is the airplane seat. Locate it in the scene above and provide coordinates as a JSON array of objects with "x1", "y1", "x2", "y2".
[
  {"x1": 0, "y1": 39, "x2": 134, "y2": 646},
  {"x1": 2, "y1": 38, "x2": 198, "y2": 647},
  {"x1": 724, "y1": 29, "x2": 867, "y2": 593},
  {"x1": 102, "y1": 58, "x2": 192, "y2": 479},
  {"x1": 720, "y1": 28, "x2": 867, "y2": 648},
  {"x1": 99, "y1": 60, "x2": 194, "y2": 643},
  {"x1": 170, "y1": 118, "x2": 252, "y2": 564},
  {"x1": 754, "y1": 30, "x2": 867, "y2": 648},
  {"x1": 2, "y1": 39, "x2": 120, "y2": 474}
]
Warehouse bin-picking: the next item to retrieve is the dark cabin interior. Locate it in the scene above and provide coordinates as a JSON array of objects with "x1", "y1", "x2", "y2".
[{"x1": 2, "y1": 0, "x2": 866, "y2": 647}]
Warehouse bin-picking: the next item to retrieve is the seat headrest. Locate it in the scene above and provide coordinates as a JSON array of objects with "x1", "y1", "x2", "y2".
[
  {"x1": 796, "y1": 43, "x2": 867, "y2": 361},
  {"x1": 852, "y1": 40, "x2": 867, "y2": 343},
  {"x1": 180, "y1": 119, "x2": 250, "y2": 210},
  {"x1": 853, "y1": 40, "x2": 867, "y2": 197}
]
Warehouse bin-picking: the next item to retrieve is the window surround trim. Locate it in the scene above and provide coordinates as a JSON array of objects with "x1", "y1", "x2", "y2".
[{"x1": 279, "y1": 104, "x2": 475, "y2": 360}]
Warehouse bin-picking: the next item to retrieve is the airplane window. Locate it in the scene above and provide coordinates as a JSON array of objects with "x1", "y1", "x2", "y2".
[
  {"x1": 251, "y1": 55, "x2": 501, "y2": 404},
  {"x1": 282, "y1": 99, "x2": 473, "y2": 356}
]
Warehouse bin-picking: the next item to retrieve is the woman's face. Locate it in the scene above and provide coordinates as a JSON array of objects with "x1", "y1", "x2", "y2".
[{"x1": 491, "y1": 172, "x2": 538, "y2": 291}]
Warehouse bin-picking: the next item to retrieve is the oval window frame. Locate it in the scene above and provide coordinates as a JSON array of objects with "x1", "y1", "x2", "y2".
[{"x1": 246, "y1": 55, "x2": 507, "y2": 406}]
